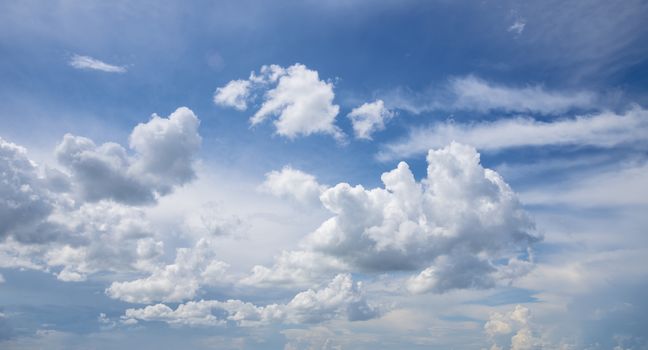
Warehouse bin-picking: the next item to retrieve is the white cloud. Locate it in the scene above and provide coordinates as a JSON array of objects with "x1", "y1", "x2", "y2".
[
  {"x1": 449, "y1": 76, "x2": 594, "y2": 114},
  {"x1": 68, "y1": 54, "x2": 127, "y2": 73},
  {"x1": 0, "y1": 108, "x2": 202, "y2": 282},
  {"x1": 241, "y1": 250, "x2": 349, "y2": 289},
  {"x1": 56, "y1": 106, "x2": 201, "y2": 204},
  {"x1": 106, "y1": 238, "x2": 230, "y2": 303},
  {"x1": 121, "y1": 273, "x2": 378, "y2": 326},
  {"x1": 379, "y1": 107, "x2": 648, "y2": 160},
  {"x1": 0, "y1": 137, "x2": 56, "y2": 242},
  {"x1": 246, "y1": 143, "x2": 539, "y2": 292},
  {"x1": 259, "y1": 166, "x2": 327, "y2": 205},
  {"x1": 508, "y1": 19, "x2": 526, "y2": 35},
  {"x1": 485, "y1": 305, "x2": 543, "y2": 350},
  {"x1": 215, "y1": 64, "x2": 343, "y2": 140},
  {"x1": 382, "y1": 75, "x2": 595, "y2": 116},
  {"x1": 347, "y1": 100, "x2": 394, "y2": 140},
  {"x1": 213, "y1": 79, "x2": 251, "y2": 111}
]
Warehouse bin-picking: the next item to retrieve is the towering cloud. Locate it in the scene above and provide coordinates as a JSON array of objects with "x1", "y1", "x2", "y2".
[{"x1": 248, "y1": 143, "x2": 539, "y2": 293}]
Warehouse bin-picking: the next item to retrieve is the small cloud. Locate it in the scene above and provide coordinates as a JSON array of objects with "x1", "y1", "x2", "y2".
[
  {"x1": 69, "y1": 54, "x2": 127, "y2": 73},
  {"x1": 508, "y1": 19, "x2": 526, "y2": 35}
]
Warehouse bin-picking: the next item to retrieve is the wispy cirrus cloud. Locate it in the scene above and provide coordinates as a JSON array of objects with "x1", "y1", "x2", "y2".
[
  {"x1": 378, "y1": 107, "x2": 648, "y2": 160},
  {"x1": 68, "y1": 54, "x2": 127, "y2": 73},
  {"x1": 381, "y1": 75, "x2": 596, "y2": 116}
]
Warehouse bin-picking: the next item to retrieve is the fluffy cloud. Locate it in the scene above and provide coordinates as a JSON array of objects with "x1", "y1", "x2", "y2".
[
  {"x1": 259, "y1": 166, "x2": 327, "y2": 205},
  {"x1": 214, "y1": 64, "x2": 343, "y2": 139},
  {"x1": 68, "y1": 54, "x2": 127, "y2": 73},
  {"x1": 121, "y1": 274, "x2": 378, "y2": 326},
  {"x1": 213, "y1": 79, "x2": 251, "y2": 111},
  {"x1": 56, "y1": 106, "x2": 201, "y2": 205},
  {"x1": 247, "y1": 143, "x2": 539, "y2": 293},
  {"x1": 379, "y1": 107, "x2": 648, "y2": 160},
  {"x1": 347, "y1": 100, "x2": 394, "y2": 140},
  {"x1": 107, "y1": 238, "x2": 230, "y2": 303},
  {"x1": 485, "y1": 305, "x2": 543, "y2": 350},
  {"x1": 0, "y1": 138, "x2": 56, "y2": 242},
  {"x1": 0, "y1": 107, "x2": 201, "y2": 282},
  {"x1": 241, "y1": 251, "x2": 349, "y2": 289},
  {"x1": 0, "y1": 200, "x2": 164, "y2": 282}
]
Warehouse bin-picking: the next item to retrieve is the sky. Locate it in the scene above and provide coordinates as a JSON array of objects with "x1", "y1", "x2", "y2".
[{"x1": 1, "y1": 1, "x2": 647, "y2": 349}]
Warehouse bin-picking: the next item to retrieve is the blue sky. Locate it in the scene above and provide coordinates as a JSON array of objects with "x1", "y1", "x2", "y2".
[{"x1": 1, "y1": 1, "x2": 648, "y2": 349}]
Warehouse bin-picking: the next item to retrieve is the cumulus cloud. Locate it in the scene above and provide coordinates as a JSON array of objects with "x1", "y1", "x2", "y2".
[
  {"x1": 0, "y1": 107, "x2": 201, "y2": 281},
  {"x1": 347, "y1": 100, "x2": 394, "y2": 140},
  {"x1": 107, "y1": 238, "x2": 230, "y2": 303},
  {"x1": 121, "y1": 274, "x2": 378, "y2": 326},
  {"x1": 56, "y1": 106, "x2": 201, "y2": 205},
  {"x1": 246, "y1": 143, "x2": 539, "y2": 292},
  {"x1": 1, "y1": 200, "x2": 164, "y2": 282},
  {"x1": 382, "y1": 75, "x2": 595, "y2": 116},
  {"x1": 241, "y1": 251, "x2": 349, "y2": 289},
  {"x1": 68, "y1": 54, "x2": 127, "y2": 73},
  {"x1": 214, "y1": 64, "x2": 343, "y2": 139},
  {"x1": 379, "y1": 107, "x2": 648, "y2": 160},
  {"x1": 485, "y1": 305, "x2": 544, "y2": 350},
  {"x1": 0, "y1": 138, "x2": 56, "y2": 241},
  {"x1": 259, "y1": 166, "x2": 327, "y2": 205},
  {"x1": 213, "y1": 79, "x2": 251, "y2": 111}
]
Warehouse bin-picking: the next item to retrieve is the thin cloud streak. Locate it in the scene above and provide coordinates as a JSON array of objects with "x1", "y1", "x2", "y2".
[
  {"x1": 378, "y1": 107, "x2": 648, "y2": 160},
  {"x1": 69, "y1": 54, "x2": 127, "y2": 73}
]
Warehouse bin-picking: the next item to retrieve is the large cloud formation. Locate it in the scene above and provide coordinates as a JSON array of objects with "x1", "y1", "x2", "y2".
[
  {"x1": 0, "y1": 107, "x2": 201, "y2": 282},
  {"x1": 214, "y1": 64, "x2": 343, "y2": 139},
  {"x1": 249, "y1": 143, "x2": 539, "y2": 293},
  {"x1": 56, "y1": 106, "x2": 201, "y2": 205}
]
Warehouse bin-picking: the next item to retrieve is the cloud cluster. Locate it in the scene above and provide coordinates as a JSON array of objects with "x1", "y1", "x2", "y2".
[
  {"x1": 56, "y1": 107, "x2": 201, "y2": 205},
  {"x1": 121, "y1": 274, "x2": 378, "y2": 326},
  {"x1": 379, "y1": 107, "x2": 648, "y2": 160},
  {"x1": 249, "y1": 143, "x2": 539, "y2": 293},
  {"x1": 0, "y1": 107, "x2": 202, "y2": 283},
  {"x1": 214, "y1": 64, "x2": 343, "y2": 139},
  {"x1": 485, "y1": 305, "x2": 541, "y2": 350},
  {"x1": 347, "y1": 99, "x2": 394, "y2": 140},
  {"x1": 106, "y1": 238, "x2": 230, "y2": 303}
]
